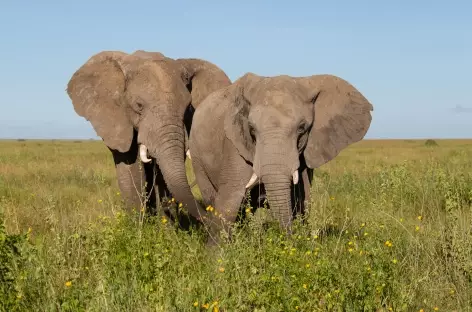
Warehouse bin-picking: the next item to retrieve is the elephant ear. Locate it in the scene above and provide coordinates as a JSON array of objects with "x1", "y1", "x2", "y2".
[
  {"x1": 298, "y1": 74, "x2": 373, "y2": 169},
  {"x1": 176, "y1": 58, "x2": 232, "y2": 109},
  {"x1": 223, "y1": 73, "x2": 262, "y2": 163},
  {"x1": 66, "y1": 51, "x2": 133, "y2": 153}
]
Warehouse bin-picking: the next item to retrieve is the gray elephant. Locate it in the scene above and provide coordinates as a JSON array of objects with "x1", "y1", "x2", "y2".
[
  {"x1": 189, "y1": 72, "x2": 373, "y2": 243},
  {"x1": 66, "y1": 50, "x2": 231, "y2": 224}
]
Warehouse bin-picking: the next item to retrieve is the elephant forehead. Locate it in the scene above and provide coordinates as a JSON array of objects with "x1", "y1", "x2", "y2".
[
  {"x1": 128, "y1": 61, "x2": 185, "y2": 93},
  {"x1": 250, "y1": 78, "x2": 304, "y2": 100},
  {"x1": 249, "y1": 103, "x2": 301, "y2": 126}
]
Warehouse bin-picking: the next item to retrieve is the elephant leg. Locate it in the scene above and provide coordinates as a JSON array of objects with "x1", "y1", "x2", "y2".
[
  {"x1": 109, "y1": 133, "x2": 146, "y2": 214},
  {"x1": 191, "y1": 156, "x2": 217, "y2": 207},
  {"x1": 290, "y1": 159, "x2": 314, "y2": 218},
  {"x1": 293, "y1": 166, "x2": 314, "y2": 217},
  {"x1": 205, "y1": 139, "x2": 252, "y2": 246},
  {"x1": 248, "y1": 183, "x2": 267, "y2": 211},
  {"x1": 184, "y1": 104, "x2": 194, "y2": 159},
  {"x1": 303, "y1": 167, "x2": 314, "y2": 204}
]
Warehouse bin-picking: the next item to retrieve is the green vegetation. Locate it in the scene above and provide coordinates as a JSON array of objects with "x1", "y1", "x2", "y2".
[
  {"x1": 425, "y1": 139, "x2": 438, "y2": 147},
  {"x1": 0, "y1": 139, "x2": 471, "y2": 311}
]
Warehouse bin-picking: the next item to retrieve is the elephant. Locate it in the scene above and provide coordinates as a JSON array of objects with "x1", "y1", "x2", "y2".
[
  {"x1": 189, "y1": 72, "x2": 373, "y2": 244},
  {"x1": 66, "y1": 50, "x2": 231, "y2": 224}
]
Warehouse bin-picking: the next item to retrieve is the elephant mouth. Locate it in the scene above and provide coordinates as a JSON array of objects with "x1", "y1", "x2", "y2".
[
  {"x1": 245, "y1": 170, "x2": 299, "y2": 190},
  {"x1": 139, "y1": 143, "x2": 191, "y2": 163}
]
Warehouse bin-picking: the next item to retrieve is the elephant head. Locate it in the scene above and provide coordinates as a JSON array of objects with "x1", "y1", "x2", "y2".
[
  {"x1": 224, "y1": 73, "x2": 373, "y2": 228},
  {"x1": 66, "y1": 50, "x2": 231, "y2": 220}
]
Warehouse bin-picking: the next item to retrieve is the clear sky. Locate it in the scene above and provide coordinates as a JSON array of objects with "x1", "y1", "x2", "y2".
[{"x1": 0, "y1": 0, "x2": 471, "y2": 139}]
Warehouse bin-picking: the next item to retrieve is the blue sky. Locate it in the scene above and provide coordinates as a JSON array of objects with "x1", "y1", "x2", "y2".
[{"x1": 0, "y1": 0, "x2": 471, "y2": 139}]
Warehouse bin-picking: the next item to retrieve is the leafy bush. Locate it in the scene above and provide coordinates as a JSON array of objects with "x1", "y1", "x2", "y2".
[
  {"x1": 425, "y1": 139, "x2": 438, "y2": 147},
  {"x1": 0, "y1": 214, "x2": 30, "y2": 312}
]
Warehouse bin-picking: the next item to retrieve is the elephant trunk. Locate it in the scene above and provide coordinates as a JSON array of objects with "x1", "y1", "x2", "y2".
[
  {"x1": 261, "y1": 165, "x2": 293, "y2": 229},
  {"x1": 255, "y1": 135, "x2": 300, "y2": 230},
  {"x1": 140, "y1": 117, "x2": 205, "y2": 221}
]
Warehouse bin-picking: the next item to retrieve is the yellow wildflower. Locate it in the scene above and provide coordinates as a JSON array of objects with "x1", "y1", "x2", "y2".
[
  {"x1": 218, "y1": 267, "x2": 225, "y2": 273},
  {"x1": 65, "y1": 281, "x2": 72, "y2": 287},
  {"x1": 303, "y1": 284, "x2": 307, "y2": 289},
  {"x1": 193, "y1": 301, "x2": 199, "y2": 307},
  {"x1": 417, "y1": 215, "x2": 423, "y2": 220},
  {"x1": 361, "y1": 222, "x2": 365, "y2": 227},
  {"x1": 330, "y1": 196, "x2": 335, "y2": 200},
  {"x1": 161, "y1": 216, "x2": 168, "y2": 224},
  {"x1": 171, "y1": 197, "x2": 175, "y2": 202},
  {"x1": 179, "y1": 203, "x2": 183, "y2": 208},
  {"x1": 206, "y1": 205, "x2": 214, "y2": 212},
  {"x1": 415, "y1": 225, "x2": 420, "y2": 232},
  {"x1": 305, "y1": 250, "x2": 312, "y2": 255},
  {"x1": 202, "y1": 303, "x2": 209, "y2": 309},
  {"x1": 305, "y1": 263, "x2": 310, "y2": 268},
  {"x1": 97, "y1": 199, "x2": 103, "y2": 203},
  {"x1": 245, "y1": 207, "x2": 251, "y2": 213},
  {"x1": 364, "y1": 232, "x2": 369, "y2": 236},
  {"x1": 116, "y1": 192, "x2": 120, "y2": 196},
  {"x1": 384, "y1": 240, "x2": 393, "y2": 247},
  {"x1": 433, "y1": 307, "x2": 439, "y2": 311},
  {"x1": 348, "y1": 248, "x2": 354, "y2": 253},
  {"x1": 392, "y1": 258, "x2": 398, "y2": 264}
]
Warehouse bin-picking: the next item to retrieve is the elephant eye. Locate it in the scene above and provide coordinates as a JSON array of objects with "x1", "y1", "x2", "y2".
[
  {"x1": 248, "y1": 124, "x2": 256, "y2": 142},
  {"x1": 134, "y1": 101, "x2": 145, "y2": 113},
  {"x1": 297, "y1": 121, "x2": 307, "y2": 134}
]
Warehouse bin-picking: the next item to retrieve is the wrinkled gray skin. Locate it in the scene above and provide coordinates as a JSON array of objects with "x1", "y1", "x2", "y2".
[
  {"x1": 67, "y1": 50, "x2": 231, "y2": 224},
  {"x1": 189, "y1": 73, "x2": 373, "y2": 244}
]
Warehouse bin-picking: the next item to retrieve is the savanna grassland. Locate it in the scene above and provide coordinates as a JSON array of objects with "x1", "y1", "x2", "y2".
[{"x1": 1, "y1": 139, "x2": 471, "y2": 311}]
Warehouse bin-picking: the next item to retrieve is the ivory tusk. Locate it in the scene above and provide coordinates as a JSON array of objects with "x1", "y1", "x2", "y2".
[
  {"x1": 245, "y1": 172, "x2": 258, "y2": 189},
  {"x1": 139, "y1": 144, "x2": 152, "y2": 163},
  {"x1": 292, "y1": 170, "x2": 299, "y2": 185},
  {"x1": 186, "y1": 149, "x2": 191, "y2": 159}
]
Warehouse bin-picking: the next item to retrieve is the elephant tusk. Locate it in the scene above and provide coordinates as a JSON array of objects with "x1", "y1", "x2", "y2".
[
  {"x1": 186, "y1": 149, "x2": 191, "y2": 159},
  {"x1": 245, "y1": 172, "x2": 258, "y2": 189},
  {"x1": 292, "y1": 170, "x2": 299, "y2": 185},
  {"x1": 139, "y1": 144, "x2": 152, "y2": 163}
]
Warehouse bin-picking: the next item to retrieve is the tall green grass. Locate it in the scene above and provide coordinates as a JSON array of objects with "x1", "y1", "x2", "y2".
[{"x1": 0, "y1": 139, "x2": 471, "y2": 311}]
